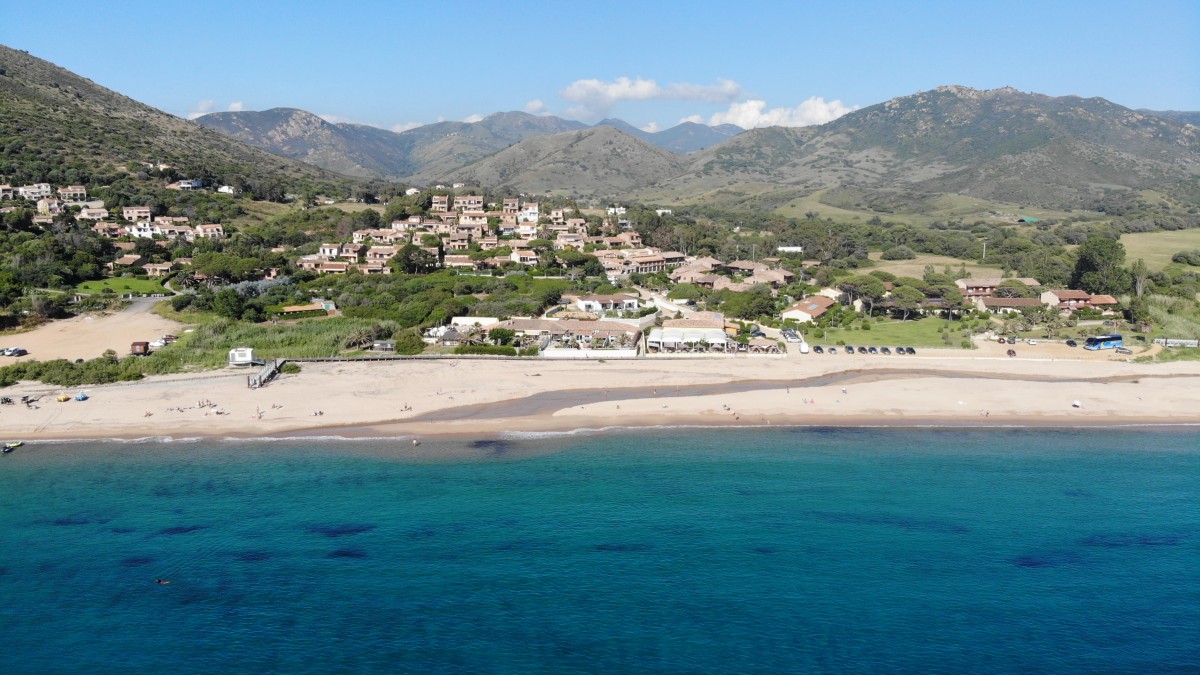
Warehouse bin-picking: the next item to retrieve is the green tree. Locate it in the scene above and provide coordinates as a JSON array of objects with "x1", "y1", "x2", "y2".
[
  {"x1": 1130, "y1": 258, "x2": 1149, "y2": 298},
  {"x1": 890, "y1": 286, "x2": 925, "y2": 321},
  {"x1": 212, "y1": 289, "x2": 245, "y2": 320},
  {"x1": 1071, "y1": 236, "x2": 1131, "y2": 295},
  {"x1": 993, "y1": 280, "x2": 1033, "y2": 298}
]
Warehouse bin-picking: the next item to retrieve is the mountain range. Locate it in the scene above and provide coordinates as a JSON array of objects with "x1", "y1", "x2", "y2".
[
  {"x1": 194, "y1": 109, "x2": 742, "y2": 180},
  {"x1": 4, "y1": 45, "x2": 1199, "y2": 218}
]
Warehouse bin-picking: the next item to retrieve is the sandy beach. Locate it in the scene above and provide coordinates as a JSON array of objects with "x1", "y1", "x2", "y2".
[{"x1": 5, "y1": 349, "x2": 1199, "y2": 442}]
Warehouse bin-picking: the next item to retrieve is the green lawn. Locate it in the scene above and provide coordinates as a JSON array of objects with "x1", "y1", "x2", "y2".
[
  {"x1": 76, "y1": 277, "x2": 169, "y2": 295},
  {"x1": 795, "y1": 316, "x2": 977, "y2": 349},
  {"x1": 1120, "y1": 230, "x2": 1200, "y2": 271}
]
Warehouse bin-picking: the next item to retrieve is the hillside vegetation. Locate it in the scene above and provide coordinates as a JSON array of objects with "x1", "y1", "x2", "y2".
[{"x1": 0, "y1": 45, "x2": 353, "y2": 199}]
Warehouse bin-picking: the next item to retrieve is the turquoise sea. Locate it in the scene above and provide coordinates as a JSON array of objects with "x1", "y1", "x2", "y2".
[{"x1": 1, "y1": 428, "x2": 1198, "y2": 673}]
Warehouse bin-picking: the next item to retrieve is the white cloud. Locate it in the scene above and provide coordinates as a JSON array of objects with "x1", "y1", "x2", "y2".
[
  {"x1": 186, "y1": 99, "x2": 215, "y2": 120},
  {"x1": 679, "y1": 114, "x2": 705, "y2": 124},
  {"x1": 463, "y1": 114, "x2": 484, "y2": 123},
  {"x1": 525, "y1": 99, "x2": 546, "y2": 114},
  {"x1": 228, "y1": 101, "x2": 245, "y2": 112},
  {"x1": 318, "y1": 113, "x2": 354, "y2": 124},
  {"x1": 707, "y1": 96, "x2": 857, "y2": 129},
  {"x1": 639, "y1": 122, "x2": 660, "y2": 133},
  {"x1": 560, "y1": 76, "x2": 743, "y2": 118},
  {"x1": 391, "y1": 121, "x2": 422, "y2": 133}
]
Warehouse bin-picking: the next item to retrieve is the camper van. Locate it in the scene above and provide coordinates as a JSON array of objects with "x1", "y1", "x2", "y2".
[{"x1": 228, "y1": 347, "x2": 256, "y2": 366}]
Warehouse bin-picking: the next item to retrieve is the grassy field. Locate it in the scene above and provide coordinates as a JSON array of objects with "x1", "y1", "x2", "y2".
[
  {"x1": 1120, "y1": 230, "x2": 1200, "y2": 270},
  {"x1": 795, "y1": 316, "x2": 976, "y2": 349},
  {"x1": 228, "y1": 200, "x2": 292, "y2": 228},
  {"x1": 866, "y1": 253, "x2": 1005, "y2": 279},
  {"x1": 76, "y1": 277, "x2": 169, "y2": 295}
]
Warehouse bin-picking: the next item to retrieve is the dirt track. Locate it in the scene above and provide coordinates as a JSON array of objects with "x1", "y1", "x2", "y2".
[{"x1": 1, "y1": 299, "x2": 187, "y2": 362}]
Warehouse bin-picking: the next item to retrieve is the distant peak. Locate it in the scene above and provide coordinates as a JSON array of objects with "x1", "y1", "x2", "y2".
[{"x1": 934, "y1": 85, "x2": 1021, "y2": 98}]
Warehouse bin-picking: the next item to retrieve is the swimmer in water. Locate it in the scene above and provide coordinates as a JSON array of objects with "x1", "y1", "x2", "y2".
[{"x1": 156, "y1": 579, "x2": 171, "y2": 585}]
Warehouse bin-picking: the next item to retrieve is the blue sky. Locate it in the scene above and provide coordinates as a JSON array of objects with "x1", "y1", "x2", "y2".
[{"x1": 3, "y1": 0, "x2": 1197, "y2": 132}]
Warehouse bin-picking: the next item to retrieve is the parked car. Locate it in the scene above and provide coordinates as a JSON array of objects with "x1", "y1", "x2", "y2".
[
  {"x1": 881, "y1": 347, "x2": 891, "y2": 355},
  {"x1": 844, "y1": 346, "x2": 855, "y2": 355},
  {"x1": 905, "y1": 347, "x2": 916, "y2": 355},
  {"x1": 1115, "y1": 346, "x2": 1133, "y2": 355},
  {"x1": 1027, "y1": 339, "x2": 1038, "y2": 346},
  {"x1": 1065, "y1": 339, "x2": 1078, "y2": 347},
  {"x1": 1007, "y1": 337, "x2": 1017, "y2": 344},
  {"x1": 812, "y1": 345, "x2": 824, "y2": 354},
  {"x1": 895, "y1": 346, "x2": 906, "y2": 355},
  {"x1": 868, "y1": 346, "x2": 879, "y2": 355},
  {"x1": 827, "y1": 347, "x2": 837, "y2": 354},
  {"x1": 9, "y1": 348, "x2": 27, "y2": 357},
  {"x1": 750, "y1": 330, "x2": 766, "y2": 338},
  {"x1": 1007, "y1": 349, "x2": 1017, "y2": 357},
  {"x1": 798, "y1": 342, "x2": 810, "y2": 354}
]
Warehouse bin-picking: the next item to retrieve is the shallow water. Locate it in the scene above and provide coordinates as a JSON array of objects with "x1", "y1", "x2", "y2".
[{"x1": 1, "y1": 428, "x2": 1198, "y2": 672}]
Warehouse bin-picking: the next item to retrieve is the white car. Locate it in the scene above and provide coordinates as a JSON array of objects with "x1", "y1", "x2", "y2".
[
  {"x1": 149, "y1": 340, "x2": 167, "y2": 348},
  {"x1": 1027, "y1": 339, "x2": 1038, "y2": 346},
  {"x1": 798, "y1": 342, "x2": 810, "y2": 354}
]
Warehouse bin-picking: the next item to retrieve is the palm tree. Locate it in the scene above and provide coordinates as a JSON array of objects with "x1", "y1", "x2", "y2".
[{"x1": 344, "y1": 328, "x2": 372, "y2": 349}]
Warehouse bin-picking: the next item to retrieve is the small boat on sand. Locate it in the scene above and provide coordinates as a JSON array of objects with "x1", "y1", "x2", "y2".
[{"x1": 3, "y1": 441, "x2": 22, "y2": 452}]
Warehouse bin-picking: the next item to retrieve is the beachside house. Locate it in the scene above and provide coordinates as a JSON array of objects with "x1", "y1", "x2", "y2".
[
  {"x1": 575, "y1": 294, "x2": 640, "y2": 314},
  {"x1": 781, "y1": 296, "x2": 836, "y2": 323}
]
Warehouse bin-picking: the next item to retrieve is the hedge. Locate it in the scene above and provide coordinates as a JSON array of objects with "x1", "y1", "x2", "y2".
[{"x1": 453, "y1": 345, "x2": 518, "y2": 356}]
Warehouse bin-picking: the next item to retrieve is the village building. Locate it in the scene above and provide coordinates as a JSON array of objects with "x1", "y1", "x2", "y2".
[
  {"x1": 511, "y1": 250, "x2": 539, "y2": 266},
  {"x1": 122, "y1": 206, "x2": 152, "y2": 222},
  {"x1": 108, "y1": 254, "x2": 145, "y2": 271},
  {"x1": 57, "y1": 185, "x2": 87, "y2": 200},
  {"x1": 36, "y1": 198, "x2": 62, "y2": 215},
  {"x1": 518, "y1": 202, "x2": 539, "y2": 223},
  {"x1": 781, "y1": 296, "x2": 837, "y2": 323},
  {"x1": 430, "y1": 195, "x2": 450, "y2": 212},
  {"x1": 0, "y1": 184, "x2": 14, "y2": 199},
  {"x1": 18, "y1": 183, "x2": 53, "y2": 200},
  {"x1": 575, "y1": 294, "x2": 640, "y2": 314},
  {"x1": 78, "y1": 207, "x2": 110, "y2": 220},
  {"x1": 143, "y1": 262, "x2": 178, "y2": 278},
  {"x1": 955, "y1": 277, "x2": 1041, "y2": 299},
  {"x1": 455, "y1": 195, "x2": 484, "y2": 212},
  {"x1": 1039, "y1": 289, "x2": 1121, "y2": 314},
  {"x1": 443, "y1": 254, "x2": 476, "y2": 269}
]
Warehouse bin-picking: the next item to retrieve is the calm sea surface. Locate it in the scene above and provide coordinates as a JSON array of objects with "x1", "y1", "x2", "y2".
[{"x1": 1, "y1": 428, "x2": 1198, "y2": 673}]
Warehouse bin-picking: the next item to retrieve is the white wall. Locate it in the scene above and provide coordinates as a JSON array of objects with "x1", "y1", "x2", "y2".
[{"x1": 542, "y1": 348, "x2": 639, "y2": 360}]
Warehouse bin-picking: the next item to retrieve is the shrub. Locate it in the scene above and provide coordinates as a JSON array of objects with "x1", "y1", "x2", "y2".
[
  {"x1": 881, "y1": 245, "x2": 917, "y2": 260},
  {"x1": 280, "y1": 362, "x2": 302, "y2": 374},
  {"x1": 171, "y1": 294, "x2": 194, "y2": 311},
  {"x1": 519, "y1": 345, "x2": 539, "y2": 357}
]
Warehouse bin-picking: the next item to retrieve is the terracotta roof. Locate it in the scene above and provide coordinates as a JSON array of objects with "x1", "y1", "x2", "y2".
[
  {"x1": 1048, "y1": 289, "x2": 1091, "y2": 300},
  {"x1": 784, "y1": 296, "x2": 836, "y2": 315}
]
